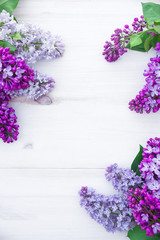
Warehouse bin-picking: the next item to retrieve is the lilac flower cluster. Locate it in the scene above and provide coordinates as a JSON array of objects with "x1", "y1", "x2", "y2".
[
  {"x1": 139, "y1": 137, "x2": 160, "y2": 198},
  {"x1": 0, "y1": 102, "x2": 19, "y2": 143},
  {"x1": 0, "y1": 9, "x2": 64, "y2": 143},
  {"x1": 0, "y1": 10, "x2": 65, "y2": 65},
  {"x1": 129, "y1": 43, "x2": 160, "y2": 113},
  {"x1": 128, "y1": 187, "x2": 160, "y2": 236},
  {"x1": 105, "y1": 164, "x2": 142, "y2": 193},
  {"x1": 0, "y1": 47, "x2": 35, "y2": 143},
  {"x1": 13, "y1": 25, "x2": 64, "y2": 65},
  {"x1": 80, "y1": 139, "x2": 160, "y2": 237},
  {"x1": 0, "y1": 10, "x2": 63, "y2": 101},
  {"x1": 102, "y1": 16, "x2": 146, "y2": 62},
  {"x1": 79, "y1": 187, "x2": 135, "y2": 232},
  {"x1": 79, "y1": 165, "x2": 142, "y2": 233},
  {"x1": 0, "y1": 90, "x2": 10, "y2": 103},
  {"x1": 9, "y1": 71, "x2": 55, "y2": 100},
  {"x1": 0, "y1": 47, "x2": 34, "y2": 92}
]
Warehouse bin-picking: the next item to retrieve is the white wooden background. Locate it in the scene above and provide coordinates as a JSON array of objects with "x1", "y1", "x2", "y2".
[{"x1": 0, "y1": 0, "x2": 160, "y2": 239}]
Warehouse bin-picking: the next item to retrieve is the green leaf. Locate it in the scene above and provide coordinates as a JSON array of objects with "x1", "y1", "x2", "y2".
[
  {"x1": 126, "y1": 42, "x2": 146, "y2": 52},
  {"x1": 144, "y1": 37, "x2": 151, "y2": 51},
  {"x1": 142, "y1": 2, "x2": 160, "y2": 26},
  {"x1": 12, "y1": 32, "x2": 22, "y2": 40},
  {"x1": 131, "y1": 145, "x2": 143, "y2": 176},
  {"x1": 126, "y1": 30, "x2": 153, "y2": 52},
  {"x1": 7, "y1": 32, "x2": 22, "y2": 40},
  {"x1": 152, "y1": 34, "x2": 160, "y2": 47},
  {"x1": 129, "y1": 32, "x2": 143, "y2": 48},
  {"x1": 128, "y1": 225, "x2": 160, "y2": 240},
  {"x1": 153, "y1": 26, "x2": 160, "y2": 34},
  {"x1": 0, "y1": 0, "x2": 19, "y2": 14},
  {"x1": 0, "y1": 0, "x2": 8, "y2": 5},
  {"x1": 0, "y1": 40, "x2": 16, "y2": 53},
  {"x1": 155, "y1": 22, "x2": 160, "y2": 25},
  {"x1": 0, "y1": 22, "x2": 4, "y2": 27}
]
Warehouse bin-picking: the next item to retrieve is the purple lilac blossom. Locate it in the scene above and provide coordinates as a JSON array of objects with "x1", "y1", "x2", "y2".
[
  {"x1": 9, "y1": 70, "x2": 55, "y2": 100},
  {"x1": 0, "y1": 10, "x2": 65, "y2": 65},
  {"x1": 129, "y1": 43, "x2": 160, "y2": 113},
  {"x1": 103, "y1": 16, "x2": 146, "y2": 62},
  {"x1": 0, "y1": 47, "x2": 34, "y2": 92},
  {"x1": 0, "y1": 90, "x2": 10, "y2": 103},
  {"x1": 139, "y1": 137, "x2": 160, "y2": 198},
  {"x1": 105, "y1": 164, "x2": 142, "y2": 193},
  {"x1": 128, "y1": 187, "x2": 160, "y2": 237},
  {"x1": 0, "y1": 101, "x2": 19, "y2": 143},
  {"x1": 79, "y1": 187, "x2": 135, "y2": 232}
]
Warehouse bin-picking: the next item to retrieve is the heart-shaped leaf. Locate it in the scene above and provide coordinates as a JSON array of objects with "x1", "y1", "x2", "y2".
[
  {"x1": 153, "y1": 26, "x2": 160, "y2": 34},
  {"x1": 128, "y1": 225, "x2": 160, "y2": 240},
  {"x1": 129, "y1": 33, "x2": 143, "y2": 48},
  {"x1": 142, "y1": 2, "x2": 160, "y2": 26},
  {"x1": 0, "y1": 0, "x2": 19, "y2": 14},
  {"x1": 144, "y1": 37, "x2": 151, "y2": 51},
  {"x1": 126, "y1": 31, "x2": 153, "y2": 52},
  {"x1": 131, "y1": 145, "x2": 143, "y2": 176}
]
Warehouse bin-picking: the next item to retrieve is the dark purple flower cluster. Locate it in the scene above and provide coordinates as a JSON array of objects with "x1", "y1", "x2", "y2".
[
  {"x1": 0, "y1": 47, "x2": 35, "y2": 143},
  {"x1": 129, "y1": 43, "x2": 160, "y2": 113},
  {"x1": 139, "y1": 137, "x2": 160, "y2": 198},
  {"x1": 0, "y1": 102, "x2": 19, "y2": 143},
  {"x1": 128, "y1": 187, "x2": 160, "y2": 236},
  {"x1": 102, "y1": 16, "x2": 146, "y2": 62},
  {"x1": 105, "y1": 164, "x2": 142, "y2": 193},
  {"x1": 0, "y1": 90, "x2": 11, "y2": 103},
  {"x1": 79, "y1": 187, "x2": 135, "y2": 232},
  {"x1": 0, "y1": 47, "x2": 34, "y2": 92}
]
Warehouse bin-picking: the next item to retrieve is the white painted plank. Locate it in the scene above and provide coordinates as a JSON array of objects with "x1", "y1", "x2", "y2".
[
  {"x1": 0, "y1": 169, "x2": 128, "y2": 240},
  {"x1": 0, "y1": 100, "x2": 160, "y2": 168}
]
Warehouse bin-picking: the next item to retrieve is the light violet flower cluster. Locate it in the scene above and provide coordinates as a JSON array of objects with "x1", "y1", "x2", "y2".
[
  {"x1": 129, "y1": 43, "x2": 160, "y2": 113},
  {"x1": 139, "y1": 137, "x2": 160, "y2": 198},
  {"x1": 0, "y1": 10, "x2": 65, "y2": 65},
  {"x1": 128, "y1": 187, "x2": 160, "y2": 237},
  {"x1": 102, "y1": 16, "x2": 146, "y2": 62},
  {"x1": 79, "y1": 165, "x2": 142, "y2": 233},
  {"x1": 79, "y1": 187, "x2": 135, "y2": 232},
  {"x1": 105, "y1": 164, "x2": 142, "y2": 193}
]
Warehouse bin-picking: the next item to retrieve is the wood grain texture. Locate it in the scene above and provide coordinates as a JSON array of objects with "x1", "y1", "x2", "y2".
[
  {"x1": 0, "y1": 169, "x2": 127, "y2": 240},
  {"x1": 1, "y1": 0, "x2": 160, "y2": 239}
]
